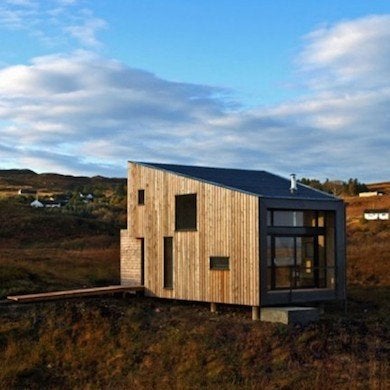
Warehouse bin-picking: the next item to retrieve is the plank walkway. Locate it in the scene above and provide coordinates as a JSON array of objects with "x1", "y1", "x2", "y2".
[{"x1": 7, "y1": 285, "x2": 144, "y2": 303}]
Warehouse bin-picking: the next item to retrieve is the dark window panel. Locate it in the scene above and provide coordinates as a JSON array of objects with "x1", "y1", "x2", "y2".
[
  {"x1": 175, "y1": 194, "x2": 197, "y2": 230},
  {"x1": 210, "y1": 256, "x2": 230, "y2": 270},
  {"x1": 164, "y1": 237, "x2": 173, "y2": 288},
  {"x1": 138, "y1": 189, "x2": 145, "y2": 205}
]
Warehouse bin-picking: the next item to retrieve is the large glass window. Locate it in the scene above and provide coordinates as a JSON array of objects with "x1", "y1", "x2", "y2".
[
  {"x1": 267, "y1": 210, "x2": 335, "y2": 290},
  {"x1": 274, "y1": 236, "x2": 294, "y2": 288},
  {"x1": 268, "y1": 210, "x2": 319, "y2": 227}
]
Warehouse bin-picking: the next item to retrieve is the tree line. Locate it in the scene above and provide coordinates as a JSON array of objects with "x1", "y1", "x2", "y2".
[{"x1": 299, "y1": 177, "x2": 368, "y2": 196}]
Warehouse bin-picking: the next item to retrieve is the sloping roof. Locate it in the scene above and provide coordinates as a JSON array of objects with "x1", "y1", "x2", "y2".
[{"x1": 133, "y1": 162, "x2": 339, "y2": 201}]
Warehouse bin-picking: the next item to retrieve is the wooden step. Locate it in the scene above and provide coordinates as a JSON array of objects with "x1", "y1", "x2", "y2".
[{"x1": 260, "y1": 306, "x2": 319, "y2": 325}]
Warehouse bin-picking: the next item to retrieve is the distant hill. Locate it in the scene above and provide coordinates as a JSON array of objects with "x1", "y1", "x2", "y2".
[
  {"x1": 0, "y1": 197, "x2": 118, "y2": 244},
  {"x1": 0, "y1": 169, "x2": 126, "y2": 194},
  {"x1": 367, "y1": 181, "x2": 390, "y2": 194}
]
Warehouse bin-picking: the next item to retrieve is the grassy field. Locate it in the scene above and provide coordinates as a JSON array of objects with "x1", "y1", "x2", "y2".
[
  {"x1": 345, "y1": 193, "x2": 390, "y2": 287},
  {"x1": 0, "y1": 290, "x2": 388, "y2": 389},
  {"x1": 0, "y1": 198, "x2": 120, "y2": 299},
  {"x1": 0, "y1": 192, "x2": 389, "y2": 389}
]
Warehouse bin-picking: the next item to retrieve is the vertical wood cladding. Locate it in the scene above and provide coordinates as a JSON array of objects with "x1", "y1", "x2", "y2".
[{"x1": 125, "y1": 162, "x2": 260, "y2": 306}]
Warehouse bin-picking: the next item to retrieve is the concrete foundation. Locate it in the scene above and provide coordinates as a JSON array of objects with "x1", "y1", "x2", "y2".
[{"x1": 260, "y1": 306, "x2": 319, "y2": 325}]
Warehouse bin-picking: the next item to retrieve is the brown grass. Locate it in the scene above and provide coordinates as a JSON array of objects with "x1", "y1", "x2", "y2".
[
  {"x1": 0, "y1": 245, "x2": 119, "y2": 298},
  {"x1": 0, "y1": 292, "x2": 388, "y2": 389},
  {"x1": 0, "y1": 198, "x2": 120, "y2": 299},
  {"x1": 0, "y1": 193, "x2": 389, "y2": 389},
  {"x1": 345, "y1": 194, "x2": 390, "y2": 286}
]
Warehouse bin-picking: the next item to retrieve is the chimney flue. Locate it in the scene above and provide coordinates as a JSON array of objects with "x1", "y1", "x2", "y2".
[{"x1": 290, "y1": 174, "x2": 297, "y2": 194}]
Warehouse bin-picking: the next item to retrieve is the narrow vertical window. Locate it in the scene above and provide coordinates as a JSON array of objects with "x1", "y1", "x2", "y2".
[
  {"x1": 138, "y1": 189, "x2": 145, "y2": 205},
  {"x1": 139, "y1": 238, "x2": 145, "y2": 286},
  {"x1": 163, "y1": 237, "x2": 173, "y2": 288}
]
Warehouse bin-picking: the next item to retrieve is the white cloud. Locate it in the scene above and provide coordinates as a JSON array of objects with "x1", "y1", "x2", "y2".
[
  {"x1": 0, "y1": 51, "x2": 231, "y2": 174},
  {"x1": 299, "y1": 15, "x2": 390, "y2": 90},
  {"x1": 65, "y1": 15, "x2": 107, "y2": 47},
  {"x1": 0, "y1": 1, "x2": 38, "y2": 30},
  {"x1": 0, "y1": 15, "x2": 389, "y2": 182},
  {"x1": 0, "y1": 0, "x2": 106, "y2": 49}
]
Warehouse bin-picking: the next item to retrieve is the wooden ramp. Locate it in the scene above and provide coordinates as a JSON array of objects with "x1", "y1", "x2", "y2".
[{"x1": 7, "y1": 285, "x2": 144, "y2": 303}]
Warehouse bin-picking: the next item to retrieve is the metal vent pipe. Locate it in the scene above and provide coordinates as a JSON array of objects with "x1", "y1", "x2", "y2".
[{"x1": 290, "y1": 173, "x2": 297, "y2": 193}]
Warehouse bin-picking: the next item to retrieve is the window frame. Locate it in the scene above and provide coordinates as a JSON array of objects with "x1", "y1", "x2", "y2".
[
  {"x1": 138, "y1": 189, "x2": 145, "y2": 205},
  {"x1": 266, "y1": 209, "x2": 335, "y2": 291},
  {"x1": 259, "y1": 198, "x2": 345, "y2": 306},
  {"x1": 163, "y1": 236, "x2": 173, "y2": 289},
  {"x1": 210, "y1": 256, "x2": 230, "y2": 270},
  {"x1": 175, "y1": 193, "x2": 197, "y2": 231}
]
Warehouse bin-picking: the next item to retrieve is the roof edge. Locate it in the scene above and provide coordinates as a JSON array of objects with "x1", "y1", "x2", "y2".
[
  {"x1": 131, "y1": 161, "x2": 260, "y2": 198},
  {"x1": 129, "y1": 161, "x2": 341, "y2": 202}
]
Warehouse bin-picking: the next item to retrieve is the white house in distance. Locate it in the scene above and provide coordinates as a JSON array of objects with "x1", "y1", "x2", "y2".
[
  {"x1": 363, "y1": 209, "x2": 390, "y2": 221},
  {"x1": 30, "y1": 199, "x2": 44, "y2": 208},
  {"x1": 359, "y1": 191, "x2": 384, "y2": 197}
]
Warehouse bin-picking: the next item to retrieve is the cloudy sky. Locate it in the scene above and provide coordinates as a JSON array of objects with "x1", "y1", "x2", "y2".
[{"x1": 0, "y1": 0, "x2": 389, "y2": 181}]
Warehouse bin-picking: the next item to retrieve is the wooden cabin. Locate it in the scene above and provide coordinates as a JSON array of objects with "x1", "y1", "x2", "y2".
[{"x1": 120, "y1": 162, "x2": 346, "y2": 315}]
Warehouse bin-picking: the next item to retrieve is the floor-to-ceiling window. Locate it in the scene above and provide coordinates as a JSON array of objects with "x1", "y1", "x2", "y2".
[{"x1": 267, "y1": 210, "x2": 335, "y2": 291}]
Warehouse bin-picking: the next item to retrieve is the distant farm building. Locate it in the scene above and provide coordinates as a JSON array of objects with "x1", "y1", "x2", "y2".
[
  {"x1": 79, "y1": 193, "x2": 94, "y2": 203},
  {"x1": 30, "y1": 198, "x2": 67, "y2": 208},
  {"x1": 121, "y1": 162, "x2": 346, "y2": 315},
  {"x1": 359, "y1": 191, "x2": 383, "y2": 197},
  {"x1": 363, "y1": 209, "x2": 389, "y2": 220},
  {"x1": 43, "y1": 200, "x2": 62, "y2": 208},
  {"x1": 30, "y1": 199, "x2": 44, "y2": 208}
]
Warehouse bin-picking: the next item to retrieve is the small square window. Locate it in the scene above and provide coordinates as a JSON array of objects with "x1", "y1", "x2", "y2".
[
  {"x1": 210, "y1": 256, "x2": 229, "y2": 270},
  {"x1": 138, "y1": 189, "x2": 145, "y2": 205}
]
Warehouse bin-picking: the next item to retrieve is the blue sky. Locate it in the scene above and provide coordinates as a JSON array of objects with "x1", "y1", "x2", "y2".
[{"x1": 0, "y1": 0, "x2": 389, "y2": 181}]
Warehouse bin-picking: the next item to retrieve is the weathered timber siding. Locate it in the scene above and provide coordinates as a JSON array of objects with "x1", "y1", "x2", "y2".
[
  {"x1": 125, "y1": 162, "x2": 260, "y2": 306},
  {"x1": 120, "y1": 230, "x2": 141, "y2": 286}
]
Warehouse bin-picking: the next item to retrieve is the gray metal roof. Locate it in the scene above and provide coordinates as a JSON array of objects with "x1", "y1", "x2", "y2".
[{"x1": 134, "y1": 162, "x2": 339, "y2": 201}]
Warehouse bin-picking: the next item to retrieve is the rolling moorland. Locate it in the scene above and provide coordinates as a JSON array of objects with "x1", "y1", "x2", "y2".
[{"x1": 0, "y1": 170, "x2": 389, "y2": 389}]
